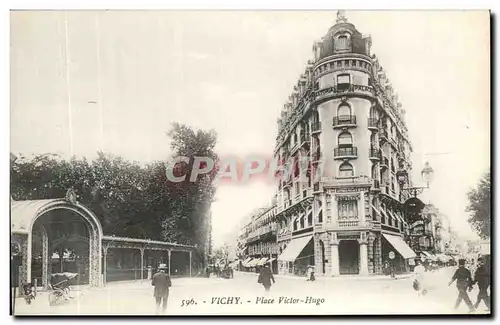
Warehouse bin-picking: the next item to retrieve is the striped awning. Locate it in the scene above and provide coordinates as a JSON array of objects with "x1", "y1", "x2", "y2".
[
  {"x1": 247, "y1": 258, "x2": 260, "y2": 267},
  {"x1": 241, "y1": 257, "x2": 252, "y2": 267},
  {"x1": 256, "y1": 258, "x2": 269, "y2": 266}
]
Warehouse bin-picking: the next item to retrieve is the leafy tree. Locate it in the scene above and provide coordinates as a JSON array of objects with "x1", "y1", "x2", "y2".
[
  {"x1": 466, "y1": 171, "x2": 491, "y2": 239},
  {"x1": 164, "y1": 123, "x2": 219, "y2": 258},
  {"x1": 11, "y1": 123, "x2": 218, "y2": 268}
]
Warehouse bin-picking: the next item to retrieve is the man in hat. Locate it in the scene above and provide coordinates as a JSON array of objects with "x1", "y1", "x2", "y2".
[
  {"x1": 152, "y1": 263, "x2": 172, "y2": 315},
  {"x1": 448, "y1": 258, "x2": 475, "y2": 312},
  {"x1": 472, "y1": 256, "x2": 490, "y2": 311},
  {"x1": 257, "y1": 263, "x2": 275, "y2": 293}
]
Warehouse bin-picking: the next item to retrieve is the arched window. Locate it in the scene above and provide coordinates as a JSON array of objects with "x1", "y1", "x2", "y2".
[
  {"x1": 338, "y1": 103, "x2": 351, "y2": 116},
  {"x1": 338, "y1": 131, "x2": 353, "y2": 147},
  {"x1": 307, "y1": 211, "x2": 313, "y2": 227},
  {"x1": 335, "y1": 34, "x2": 350, "y2": 51},
  {"x1": 300, "y1": 216, "x2": 305, "y2": 229},
  {"x1": 339, "y1": 162, "x2": 354, "y2": 177},
  {"x1": 293, "y1": 218, "x2": 298, "y2": 231}
]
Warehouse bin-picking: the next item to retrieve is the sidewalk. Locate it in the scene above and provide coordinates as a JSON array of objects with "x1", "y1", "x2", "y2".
[{"x1": 236, "y1": 270, "x2": 413, "y2": 281}]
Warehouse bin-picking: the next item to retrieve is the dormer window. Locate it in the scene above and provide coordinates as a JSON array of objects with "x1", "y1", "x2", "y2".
[{"x1": 334, "y1": 34, "x2": 351, "y2": 52}]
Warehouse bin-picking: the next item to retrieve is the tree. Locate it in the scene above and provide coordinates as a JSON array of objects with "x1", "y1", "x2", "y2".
[
  {"x1": 11, "y1": 123, "x2": 219, "y2": 261},
  {"x1": 466, "y1": 171, "x2": 491, "y2": 239},
  {"x1": 164, "y1": 123, "x2": 219, "y2": 259}
]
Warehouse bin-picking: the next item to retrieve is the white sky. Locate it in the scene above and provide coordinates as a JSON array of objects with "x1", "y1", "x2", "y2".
[{"x1": 10, "y1": 11, "x2": 490, "y2": 247}]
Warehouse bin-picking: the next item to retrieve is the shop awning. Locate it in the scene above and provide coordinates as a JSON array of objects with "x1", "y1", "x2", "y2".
[
  {"x1": 382, "y1": 233, "x2": 416, "y2": 259},
  {"x1": 241, "y1": 257, "x2": 252, "y2": 267},
  {"x1": 256, "y1": 258, "x2": 269, "y2": 266},
  {"x1": 278, "y1": 235, "x2": 313, "y2": 262},
  {"x1": 436, "y1": 254, "x2": 450, "y2": 262},
  {"x1": 247, "y1": 258, "x2": 260, "y2": 267}
]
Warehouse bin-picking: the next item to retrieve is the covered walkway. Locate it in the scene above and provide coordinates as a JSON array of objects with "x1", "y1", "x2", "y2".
[{"x1": 11, "y1": 189, "x2": 197, "y2": 294}]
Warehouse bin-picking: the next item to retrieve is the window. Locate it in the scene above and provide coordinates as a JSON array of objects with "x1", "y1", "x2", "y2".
[
  {"x1": 338, "y1": 200, "x2": 358, "y2": 219},
  {"x1": 339, "y1": 162, "x2": 354, "y2": 177},
  {"x1": 337, "y1": 73, "x2": 351, "y2": 85},
  {"x1": 338, "y1": 131, "x2": 353, "y2": 147},
  {"x1": 293, "y1": 219, "x2": 298, "y2": 231},
  {"x1": 335, "y1": 34, "x2": 349, "y2": 51},
  {"x1": 318, "y1": 211, "x2": 323, "y2": 223},
  {"x1": 337, "y1": 103, "x2": 351, "y2": 117},
  {"x1": 307, "y1": 212, "x2": 313, "y2": 227},
  {"x1": 300, "y1": 216, "x2": 305, "y2": 229}
]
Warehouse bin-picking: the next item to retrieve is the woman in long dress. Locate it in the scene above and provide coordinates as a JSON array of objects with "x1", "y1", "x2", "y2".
[{"x1": 413, "y1": 260, "x2": 427, "y2": 296}]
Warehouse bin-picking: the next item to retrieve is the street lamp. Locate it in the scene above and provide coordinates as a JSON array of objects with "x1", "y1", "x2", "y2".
[{"x1": 397, "y1": 162, "x2": 434, "y2": 202}]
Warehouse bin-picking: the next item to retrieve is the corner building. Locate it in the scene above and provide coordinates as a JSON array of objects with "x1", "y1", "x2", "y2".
[{"x1": 273, "y1": 12, "x2": 416, "y2": 277}]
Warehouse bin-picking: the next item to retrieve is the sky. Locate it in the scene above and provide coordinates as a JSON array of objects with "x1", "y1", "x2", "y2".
[{"x1": 10, "y1": 10, "x2": 490, "y2": 247}]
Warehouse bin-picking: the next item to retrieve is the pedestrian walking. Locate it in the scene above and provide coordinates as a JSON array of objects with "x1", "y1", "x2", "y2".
[
  {"x1": 257, "y1": 263, "x2": 275, "y2": 293},
  {"x1": 448, "y1": 259, "x2": 475, "y2": 313},
  {"x1": 473, "y1": 257, "x2": 490, "y2": 311},
  {"x1": 152, "y1": 263, "x2": 172, "y2": 315},
  {"x1": 413, "y1": 260, "x2": 427, "y2": 296}
]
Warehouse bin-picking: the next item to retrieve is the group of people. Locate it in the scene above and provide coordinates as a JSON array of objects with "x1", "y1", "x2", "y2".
[
  {"x1": 412, "y1": 256, "x2": 490, "y2": 313},
  {"x1": 205, "y1": 265, "x2": 234, "y2": 279}
]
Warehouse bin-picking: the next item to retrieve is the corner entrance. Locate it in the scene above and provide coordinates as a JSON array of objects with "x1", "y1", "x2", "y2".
[{"x1": 339, "y1": 240, "x2": 359, "y2": 275}]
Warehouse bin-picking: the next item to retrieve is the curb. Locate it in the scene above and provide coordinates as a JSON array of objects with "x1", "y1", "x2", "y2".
[{"x1": 236, "y1": 271, "x2": 413, "y2": 281}]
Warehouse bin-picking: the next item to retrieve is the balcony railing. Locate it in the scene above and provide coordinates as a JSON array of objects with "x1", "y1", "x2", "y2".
[
  {"x1": 311, "y1": 122, "x2": 321, "y2": 134},
  {"x1": 369, "y1": 148, "x2": 381, "y2": 160},
  {"x1": 333, "y1": 115, "x2": 357, "y2": 127},
  {"x1": 338, "y1": 220, "x2": 359, "y2": 228},
  {"x1": 368, "y1": 118, "x2": 379, "y2": 130},
  {"x1": 334, "y1": 146, "x2": 358, "y2": 159}
]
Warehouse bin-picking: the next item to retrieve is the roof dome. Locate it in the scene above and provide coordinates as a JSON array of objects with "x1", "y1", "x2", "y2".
[{"x1": 318, "y1": 11, "x2": 371, "y2": 60}]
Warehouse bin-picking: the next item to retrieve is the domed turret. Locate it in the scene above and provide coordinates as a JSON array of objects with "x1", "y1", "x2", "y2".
[{"x1": 318, "y1": 10, "x2": 371, "y2": 60}]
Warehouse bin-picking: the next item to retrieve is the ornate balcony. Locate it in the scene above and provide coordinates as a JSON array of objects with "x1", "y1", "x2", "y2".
[
  {"x1": 368, "y1": 118, "x2": 379, "y2": 131},
  {"x1": 334, "y1": 146, "x2": 358, "y2": 159},
  {"x1": 311, "y1": 122, "x2": 321, "y2": 134},
  {"x1": 333, "y1": 115, "x2": 357, "y2": 128},
  {"x1": 369, "y1": 148, "x2": 381, "y2": 160}
]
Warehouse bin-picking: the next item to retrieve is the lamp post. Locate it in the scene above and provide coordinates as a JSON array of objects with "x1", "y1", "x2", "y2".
[{"x1": 396, "y1": 162, "x2": 434, "y2": 202}]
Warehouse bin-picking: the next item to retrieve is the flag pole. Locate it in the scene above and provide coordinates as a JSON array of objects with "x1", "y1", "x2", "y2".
[
  {"x1": 64, "y1": 11, "x2": 74, "y2": 156},
  {"x1": 94, "y1": 13, "x2": 104, "y2": 152}
]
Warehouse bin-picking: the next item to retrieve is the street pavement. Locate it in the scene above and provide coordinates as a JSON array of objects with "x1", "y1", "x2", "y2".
[{"x1": 13, "y1": 267, "x2": 490, "y2": 316}]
